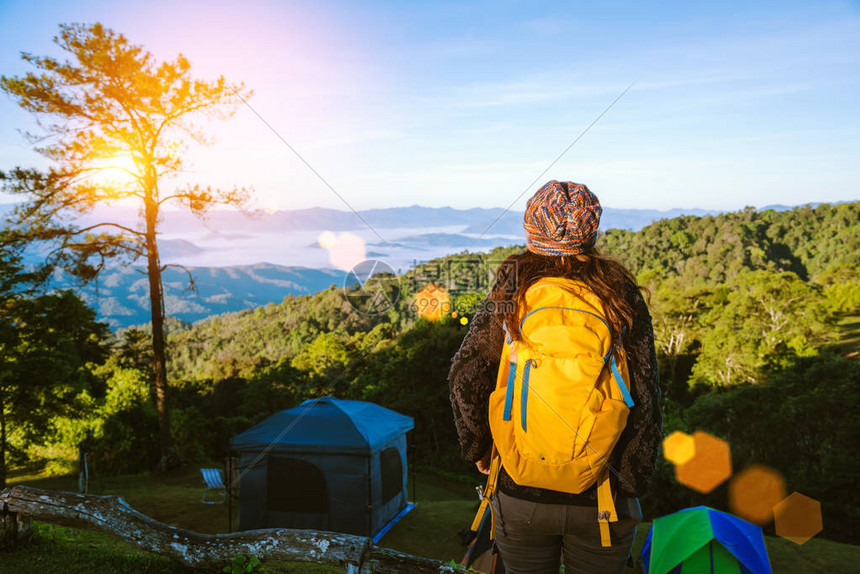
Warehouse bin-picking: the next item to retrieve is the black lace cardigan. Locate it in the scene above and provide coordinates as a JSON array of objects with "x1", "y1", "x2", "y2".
[{"x1": 448, "y1": 281, "x2": 662, "y2": 504}]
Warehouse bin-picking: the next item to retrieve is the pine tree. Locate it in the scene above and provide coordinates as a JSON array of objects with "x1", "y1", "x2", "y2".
[{"x1": 0, "y1": 23, "x2": 253, "y2": 469}]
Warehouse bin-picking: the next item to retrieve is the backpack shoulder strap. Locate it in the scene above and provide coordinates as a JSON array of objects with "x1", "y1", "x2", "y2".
[
  {"x1": 470, "y1": 446, "x2": 502, "y2": 539},
  {"x1": 501, "y1": 324, "x2": 518, "y2": 421},
  {"x1": 597, "y1": 467, "x2": 618, "y2": 547}
]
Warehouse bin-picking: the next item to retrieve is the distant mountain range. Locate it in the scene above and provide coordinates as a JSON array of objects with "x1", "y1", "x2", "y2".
[
  {"x1": 0, "y1": 201, "x2": 843, "y2": 328},
  {"x1": 0, "y1": 202, "x2": 721, "y2": 232},
  {"x1": 1, "y1": 202, "x2": 732, "y2": 273},
  {"x1": 53, "y1": 263, "x2": 347, "y2": 329},
  {"x1": 460, "y1": 207, "x2": 718, "y2": 236},
  {"x1": 90, "y1": 204, "x2": 723, "y2": 234}
]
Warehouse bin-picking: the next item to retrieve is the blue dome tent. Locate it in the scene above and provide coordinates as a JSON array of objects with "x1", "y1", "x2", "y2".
[{"x1": 230, "y1": 397, "x2": 414, "y2": 540}]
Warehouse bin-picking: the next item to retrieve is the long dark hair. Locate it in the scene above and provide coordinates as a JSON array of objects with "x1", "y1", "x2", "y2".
[{"x1": 489, "y1": 249, "x2": 645, "y2": 345}]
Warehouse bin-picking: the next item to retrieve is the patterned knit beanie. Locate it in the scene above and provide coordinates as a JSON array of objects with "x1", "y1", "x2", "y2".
[{"x1": 523, "y1": 180, "x2": 602, "y2": 256}]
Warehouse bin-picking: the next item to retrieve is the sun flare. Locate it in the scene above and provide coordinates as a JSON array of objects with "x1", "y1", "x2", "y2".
[{"x1": 89, "y1": 154, "x2": 140, "y2": 188}]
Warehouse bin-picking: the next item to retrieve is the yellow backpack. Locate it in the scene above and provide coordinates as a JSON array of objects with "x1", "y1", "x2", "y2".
[{"x1": 487, "y1": 276, "x2": 635, "y2": 546}]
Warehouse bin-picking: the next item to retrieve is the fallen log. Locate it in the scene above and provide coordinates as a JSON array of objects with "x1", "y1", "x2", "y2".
[{"x1": 0, "y1": 485, "x2": 456, "y2": 573}]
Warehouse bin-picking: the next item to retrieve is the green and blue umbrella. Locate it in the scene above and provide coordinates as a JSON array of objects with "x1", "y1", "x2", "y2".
[{"x1": 641, "y1": 506, "x2": 772, "y2": 574}]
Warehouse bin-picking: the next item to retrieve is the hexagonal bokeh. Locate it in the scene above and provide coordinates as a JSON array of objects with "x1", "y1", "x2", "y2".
[
  {"x1": 663, "y1": 430, "x2": 696, "y2": 466},
  {"x1": 674, "y1": 431, "x2": 732, "y2": 494},
  {"x1": 414, "y1": 283, "x2": 451, "y2": 320},
  {"x1": 774, "y1": 492, "x2": 823, "y2": 545},
  {"x1": 729, "y1": 464, "x2": 787, "y2": 525}
]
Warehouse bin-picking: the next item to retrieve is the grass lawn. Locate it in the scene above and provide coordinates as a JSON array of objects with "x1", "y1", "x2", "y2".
[{"x1": 3, "y1": 466, "x2": 859, "y2": 573}]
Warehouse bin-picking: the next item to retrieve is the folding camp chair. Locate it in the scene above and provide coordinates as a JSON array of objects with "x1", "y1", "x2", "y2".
[{"x1": 200, "y1": 468, "x2": 227, "y2": 504}]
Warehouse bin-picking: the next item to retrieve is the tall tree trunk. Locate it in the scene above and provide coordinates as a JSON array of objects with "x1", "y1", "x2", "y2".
[
  {"x1": 0, "y1": 393, "x2": 6, "y2": 489},
  {"x1": 144, "y1": 197, "x2": 171, "y2": 471}
]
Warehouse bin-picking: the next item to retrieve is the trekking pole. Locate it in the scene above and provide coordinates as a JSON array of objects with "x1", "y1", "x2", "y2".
[
  {"x1": 410, "y1": 443, "x2": 416, "y2": 503},
  {"x1": 227, "y1": 457, "x2": 233, "y2": 533}
]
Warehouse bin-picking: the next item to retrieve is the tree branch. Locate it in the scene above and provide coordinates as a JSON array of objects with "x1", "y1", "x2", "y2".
[
  {"x1": 160, "y1": 263, "x2": 197, "y2": 293},
  {"x1": 156, "y1": 193, "x2": 188, "y2": 206},
  {"x1": 70, "y1": 222, "x2": 146, "y2": 239},
  {"x1": 0, "y1": 486, "x2": 454, "y2": 573}
]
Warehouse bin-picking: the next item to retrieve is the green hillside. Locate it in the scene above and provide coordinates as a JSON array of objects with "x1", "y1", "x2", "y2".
[
  {"x1": 4, "y1": 202, "x2": 858, "y2": 550},
  {"x1": 602, "y1": 203, "x2": 858, "y2": 284},
  {"x1": 164, "y1": 202, "x2": 858, "y2": 383}
]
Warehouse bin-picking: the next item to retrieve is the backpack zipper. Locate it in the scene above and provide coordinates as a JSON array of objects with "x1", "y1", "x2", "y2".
[{"x1": 521, "y1": 359, "x2": 536, "y2": 431}]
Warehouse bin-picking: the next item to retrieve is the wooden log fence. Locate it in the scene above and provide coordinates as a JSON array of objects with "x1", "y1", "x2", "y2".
[{"x1": 0, "y1": 485, "x2": 458, "y2": 573}]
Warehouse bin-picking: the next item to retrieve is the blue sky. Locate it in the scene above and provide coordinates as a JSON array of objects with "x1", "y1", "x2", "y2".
[{"x1": 0, "y1": 0, "x2": 858, "y2": 211}]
